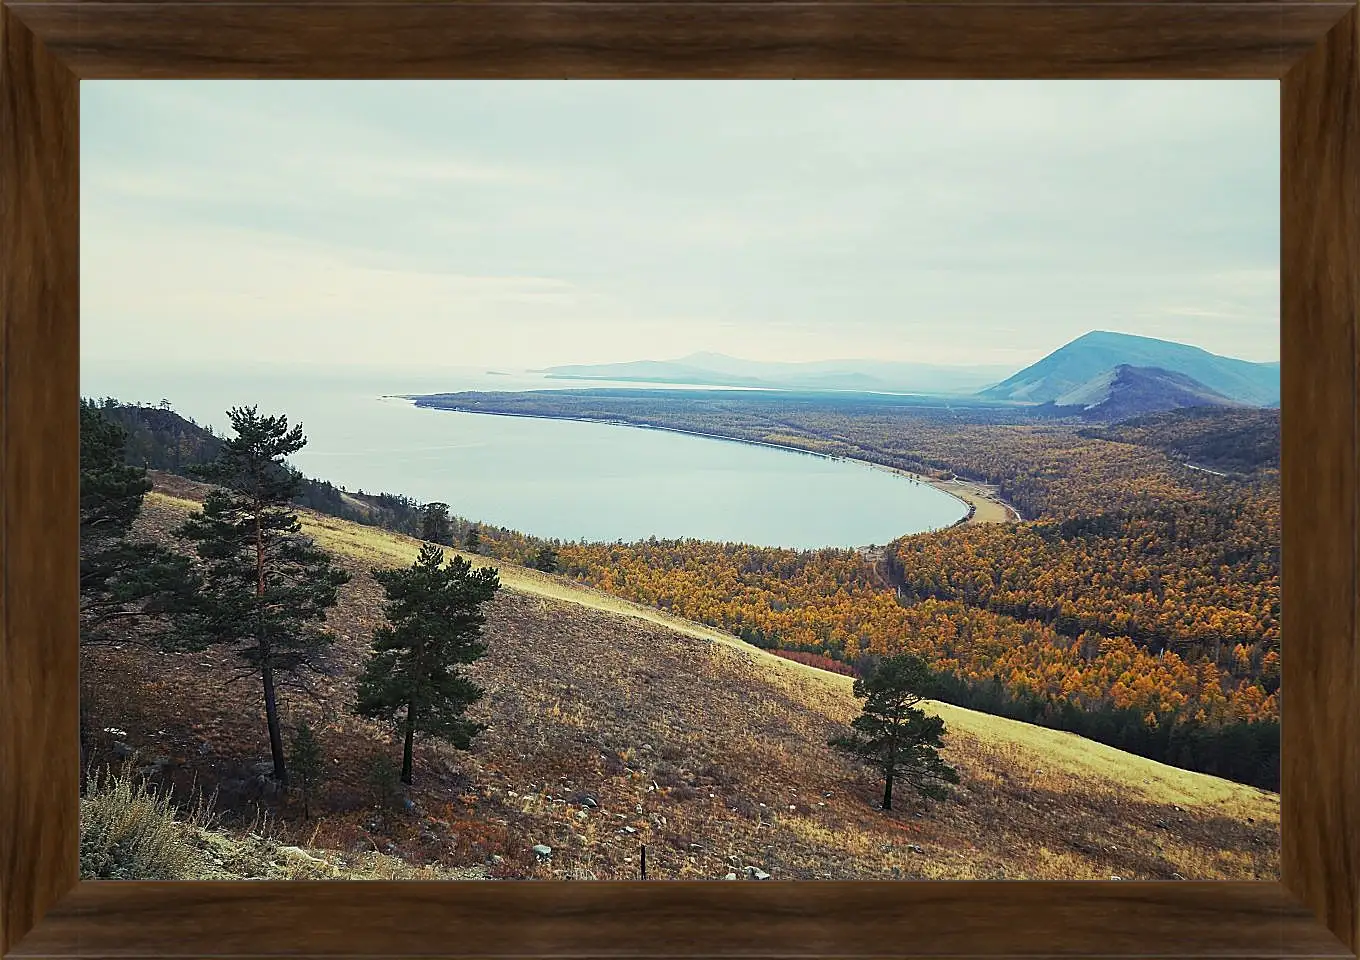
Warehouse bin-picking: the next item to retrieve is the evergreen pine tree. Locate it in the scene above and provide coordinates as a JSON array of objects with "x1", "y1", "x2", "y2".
[
  {"x1": 175, "y1": 406, "x2": 350, "y2": 784},
  {"x1": 355, "y1": 543, "x2": 500, "y2": 785},
  {"x1": 530, "y1": 544, "x2": 558, "y2": 573},
  {"x1": 79, "y1": 400, "x2": 201, "y2": 647},
  {"x1": 464, "y1": 525, "x2": 481, "y2": 554},
  {"x1": 830, "y1": 653, "x2": 960, "y2": 810},
  {"x1": 288, "y1": 720, "x2": 326, "y2": 819},
  {"x1": 419, "y1": 502, "x2": 454, "y2": 545}
]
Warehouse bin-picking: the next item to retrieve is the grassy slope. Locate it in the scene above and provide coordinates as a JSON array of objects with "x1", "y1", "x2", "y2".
[{"x1": 79, "y1": 474, "x2": 1279, "y2": 881}]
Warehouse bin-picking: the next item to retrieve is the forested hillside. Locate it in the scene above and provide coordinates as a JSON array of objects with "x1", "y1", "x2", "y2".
[
  {"x1": 407, "y1": 392, "x2": 1281, "y2": 790},
  {"x1": 80, "y1": 473, "x2": 1280, "y2": 881},
  {"x1": 99, "y1": 394, "x2": 1282, "y2": 790},
  {"x1": 1080, "y1": 408, "x2": 1280, "y2": 474},
  {"x1": 95, "y1": 399, "x2": 428, "y2": 534}
]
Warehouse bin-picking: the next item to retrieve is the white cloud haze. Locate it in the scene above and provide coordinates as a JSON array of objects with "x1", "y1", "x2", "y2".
[{"x1": 81, "y1": 80, "x2": 1280, "y2": 371}]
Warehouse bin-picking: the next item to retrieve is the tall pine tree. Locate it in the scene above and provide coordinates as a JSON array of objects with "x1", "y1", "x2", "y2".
[
  {"x1": 419, "y1": 502, "x2": 454, "y2": 545},
  {"x1": 830, "y1": 653, "x2": 960, "y2": 810},
  {"x1": 355, "y1": 543, "x2": 500, "y2": 785},
  {"x1": 175, "y1": 406, "x2": 350, "y2": 783},
  {"x1": 79, "y1": 400, "x2": 201, "y2": 647},
  {"x1": 288, "y1": 720, "x2": 326, "y2": 819}
]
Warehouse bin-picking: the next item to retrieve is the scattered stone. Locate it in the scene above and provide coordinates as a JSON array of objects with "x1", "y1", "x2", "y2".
[
  {"x1": 727, "y1": 855, "x2": 742, "y2": 866},
  {"x1": 1111, "y1": 876, "x2": 1122, "y2": 881},
  {"x1": 490, "y1": 855, "x2": 505, "y2": 865},
  {"x1": 576, "y1": 810, "x2": 589, "y2": 821},
  {"x1": 1171, "y1": 873, "x2": 1184, "y2": 880},
  {"x1": 103, "y1": 727, "x2": 127, "y2": 738},
  {"x1": 745, "y1": 866, "x2": 771, "y2": 880},
  {"x1": 724, "y1": 872, "x2": 738, "y2": 881},
  {"x1": 1154, "y1": 819, "x2": 1169, "y2": 829},
  {"x1": 823, "y1": 792, "x2": 833, "y2": 798},
  {"x1": 881, "y1": 845, "x2": 893, "y2": 853},
  {"x1": 532, "y1": 844, "x2": 553, "y2": 860},
  {"x1": 277, "y1": 846, "x2": 328, "y2": 868},
  {"x1": 623, "y1": 826, "x2": 637, "y2": 835},
  {"x1": 907, "y1": 844, "x2": 924, "y2": 854},
  {"x1": 580, "y1": 795, "x2": 598, "y2": 808}
]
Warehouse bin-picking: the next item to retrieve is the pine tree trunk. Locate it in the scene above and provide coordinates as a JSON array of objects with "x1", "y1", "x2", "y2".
[
  {"x1": 401, "y1": 701, "x2": 416, "y2": 785},
  {"x1": 257, "y1": 510, "x2": 287, "y2": 783},
  {"x1": 882, "y1": 767, "x2": 894, "y2": 811}
]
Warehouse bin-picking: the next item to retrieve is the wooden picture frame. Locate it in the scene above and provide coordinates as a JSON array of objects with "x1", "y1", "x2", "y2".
[{"x1": 1, "y1": 1, "x2": 1356, "y2": 957}]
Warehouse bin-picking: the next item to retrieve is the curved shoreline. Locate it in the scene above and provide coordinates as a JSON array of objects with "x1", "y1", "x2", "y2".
[{"x1": 396, "y1": 396, "x2": 1021, "y2": 528}]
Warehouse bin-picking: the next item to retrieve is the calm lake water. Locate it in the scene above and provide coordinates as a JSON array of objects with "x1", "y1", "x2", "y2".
[{"x1": 81, "y1": 362, "x2": 968, "y2": 549}]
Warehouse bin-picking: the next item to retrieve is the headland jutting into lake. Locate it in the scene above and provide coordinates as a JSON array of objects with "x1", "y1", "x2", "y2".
[{"x1": 397, "y1": 392, "x2": 1019, "y2": 529}]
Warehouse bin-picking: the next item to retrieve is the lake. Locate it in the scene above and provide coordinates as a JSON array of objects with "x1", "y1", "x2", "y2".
[{"x1": 81, "y1": 361, "x2": 968, "y2": 549}]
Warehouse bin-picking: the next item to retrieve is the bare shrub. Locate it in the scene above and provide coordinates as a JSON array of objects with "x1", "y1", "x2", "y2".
[{"x1": 79, "y1": 762, "x2": 214, "y2": 880}]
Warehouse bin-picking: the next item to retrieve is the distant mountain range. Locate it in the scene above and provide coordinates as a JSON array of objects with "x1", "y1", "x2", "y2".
[
  {"x1": 1052, "y1": 364, "x2": 1248, "y2": 421},
  {"x1": 538, "y1": 352, "x2": 1013, "y2": 395},
  {"x1": 979, "y1": 330, "x2": 1280, "y2": 407},
  {"x1": 538, "y1": 330, "x2": 1280, "y2": 421}
]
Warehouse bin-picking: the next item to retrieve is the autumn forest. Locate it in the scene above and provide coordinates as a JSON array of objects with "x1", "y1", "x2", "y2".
[{"x1": 99, "y1": 391, "x2": 1282, "y2": 792}]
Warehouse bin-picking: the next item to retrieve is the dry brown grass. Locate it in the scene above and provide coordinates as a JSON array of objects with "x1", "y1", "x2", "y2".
[
  {"x1": 76, "y1": 477, "x2": 1280, "y2": 881},
  {"x1": 79, "y1": 762, "x2": 215, "y2": 880}
]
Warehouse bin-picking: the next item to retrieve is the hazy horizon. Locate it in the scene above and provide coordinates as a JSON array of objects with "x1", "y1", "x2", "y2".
[{"x1": 83, "y1": 81, "x2": 1279, "y2": 373}]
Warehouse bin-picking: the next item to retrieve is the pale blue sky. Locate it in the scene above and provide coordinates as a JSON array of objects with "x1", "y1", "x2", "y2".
[{"x1": 81, "y1": 81, "x2": 1279, "y2": 371}]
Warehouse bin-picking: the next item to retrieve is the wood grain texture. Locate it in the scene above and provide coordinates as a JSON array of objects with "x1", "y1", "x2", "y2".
[
  {"x1": 0, "y1": 4, "x2": 80, "y2": 957},
  {"x1": 2, "y1": 1, "x2": 1351, "y2": 80},
  {"x1": 1281, "y1": 7, "x2": 1360, "y2": 954},
  {"x1": 7, "y1": 881, "x2": 1355, "y2": 959}
]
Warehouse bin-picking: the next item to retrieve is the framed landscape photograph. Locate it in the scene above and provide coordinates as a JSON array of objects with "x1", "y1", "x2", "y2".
[
  {"x1": 74, "y1": 77, "x2": 1284, "y2": 885},
  {"x1": 2, "y1": 3, "x2": 1358, "y2": 959}
]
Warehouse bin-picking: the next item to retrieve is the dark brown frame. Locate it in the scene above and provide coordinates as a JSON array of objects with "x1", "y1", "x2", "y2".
[{"x1": 1, "y1": 2, "x2": 1357, "y2": 957}]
